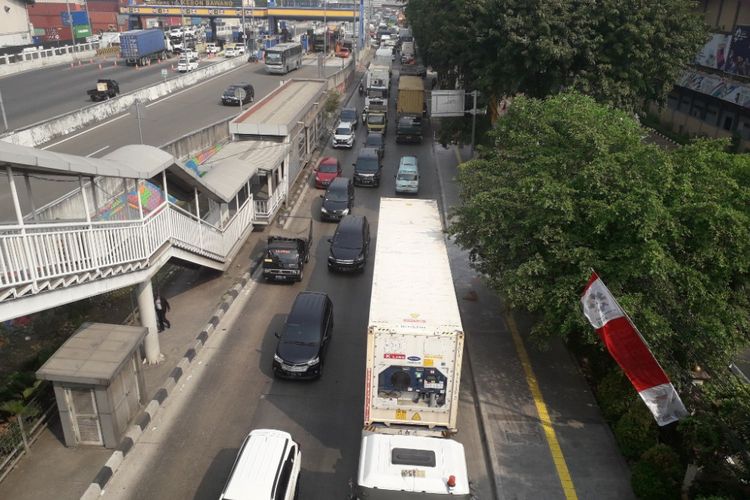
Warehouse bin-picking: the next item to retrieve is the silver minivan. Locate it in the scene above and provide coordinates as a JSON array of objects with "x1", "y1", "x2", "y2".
[{"x1": 395, "y1": 156, "x2": 419, "y2": 194}]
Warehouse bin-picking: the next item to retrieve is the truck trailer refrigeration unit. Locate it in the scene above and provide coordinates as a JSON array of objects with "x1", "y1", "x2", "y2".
[{"x1": 354, "y1": 198, "x2": 470, "y2": 499}]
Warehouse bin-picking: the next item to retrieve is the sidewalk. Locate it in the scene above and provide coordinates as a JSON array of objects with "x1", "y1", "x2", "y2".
[{"x1": 434, "y1": 144, "x2": 635, "y2": 499}]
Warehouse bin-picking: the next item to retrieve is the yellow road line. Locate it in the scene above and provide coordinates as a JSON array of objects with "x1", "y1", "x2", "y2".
[{"x1": 505, "y1": 309, "x2": 579, "y2": 500}]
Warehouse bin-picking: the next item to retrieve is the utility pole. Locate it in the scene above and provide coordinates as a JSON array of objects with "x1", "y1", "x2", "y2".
[
  {"x1": 323, "y1": 0, "x2": 328, "y2": 57},
  {"x1": 64, "y1": 0, "x2": 77, "y2": 50},
  {"x1": 0, "y1": 90, "x2": 8, "y2": 132},
  {"x1": 240, "y1": 0, "x2": 246, "y2": 52},
  {"x1": 470, "y1": 90, "x2": 478, "y2": 158}
]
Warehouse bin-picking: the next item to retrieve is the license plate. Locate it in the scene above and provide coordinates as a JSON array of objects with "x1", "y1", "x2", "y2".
[{"x1": 283, "y1": 364, "x2": 308, "y2": 372}]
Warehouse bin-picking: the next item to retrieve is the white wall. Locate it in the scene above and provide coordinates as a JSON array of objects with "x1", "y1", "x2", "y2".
[{"x1": 0, "y1": 0, "x2": 32, "y2": 48}]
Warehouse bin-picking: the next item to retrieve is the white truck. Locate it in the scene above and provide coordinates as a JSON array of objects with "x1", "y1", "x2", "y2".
[
  {"x1": 375, "y1": 47, "x2": 393, "y2": 72},
  {"x1": 353, "y1": 198, "x2": 471, "y2": 499},
  {"x1": 365, "y1": 64, "x2": 390, "y2": 114}
]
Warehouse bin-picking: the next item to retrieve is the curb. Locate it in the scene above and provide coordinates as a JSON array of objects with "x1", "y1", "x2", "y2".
[{"x1": 80, "y1": 257, "x2": 263, "y2": 500}]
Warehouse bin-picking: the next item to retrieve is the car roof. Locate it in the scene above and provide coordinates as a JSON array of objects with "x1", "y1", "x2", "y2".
[
  {"x1": 336, "y1": 214, "x2": 366, "y2": 235},
  {"x1": 399, "y1": 156, "x2": 418, "y2": 168},
  {"x1": 358, "y1": 147, "x2": 380, "y2": 158},
  {"x1": 366, "y1": 133, "x2": 383, "y2": 142},
  {"x1": 288, "y1": 292, "x2": 329, "y2": 325},
  {"x1": 319, "y1": 156, "x2": 338, "y2": 166},
  {"x1": 341, "y1": 107, "x2": 357, "y2": 113},
  {"x1": 336, "y1": 121, "x2": 353, "y2": 128},
  {"x1": 327, "y1": 176, "x2": 350, "y2": 189}
]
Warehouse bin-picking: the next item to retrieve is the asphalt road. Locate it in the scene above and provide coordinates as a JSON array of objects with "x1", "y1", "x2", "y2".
[
  {"x1": 0, "y1": 58, "x2": 340, "y2": 223},
  {"x1": 98, "y1": 74, "x2": 495, "y2": 500},
  {"x1": 0, "y1": 53, "x2": 231, "y2": 130}
]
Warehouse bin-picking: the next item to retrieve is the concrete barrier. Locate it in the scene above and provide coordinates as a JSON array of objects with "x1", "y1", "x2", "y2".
[
  {"x1": 1, "y1": 56, "x2": 248, "y2": 148},
  {"x1": 0, "y1": 43, "x2": 99, "y2": 78}
]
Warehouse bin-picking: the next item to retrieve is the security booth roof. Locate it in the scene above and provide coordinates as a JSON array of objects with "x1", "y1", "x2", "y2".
[
  {"x1": 36, "y1": 323, "x2": 147, "y2": 386},
  {"x1": 200, "y1": 140, "x2": 289, "y2": 201},
  {"x1": 229, "y1": 79, "x2": 327, "y2": 137}
]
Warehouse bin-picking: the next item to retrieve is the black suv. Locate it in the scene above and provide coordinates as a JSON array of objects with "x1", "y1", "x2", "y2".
[
  {"x1": 273, "y1": 292, "x2": 333, "y2": 379},
  {"x1": 353, "y1": 148, "x2": 383, "y2": 187},
  {"x1": 221, "y1": 82, "x2": 255, "y2": 105},
  {"x1": 320, "y1": 177, "x2": 354, "y2": 221},
  {"x1": 340, "y1": 107, "x2": 359, "y2": 130},
  {"x1": 364, "y1": 133, "x2": 385, "y2": 160},
  {"x1": 328, "y1": 215, "x2": 370, "y2": 273}
]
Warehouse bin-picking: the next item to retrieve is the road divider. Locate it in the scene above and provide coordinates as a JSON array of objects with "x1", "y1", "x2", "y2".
[{"x1": 1, "y1": 56, "x2": 248, "y2": 148}]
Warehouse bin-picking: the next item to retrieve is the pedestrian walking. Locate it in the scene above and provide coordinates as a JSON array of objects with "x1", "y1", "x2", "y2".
[{"x1": 155, "y1": 292, "x2": 171, "y2": 332}]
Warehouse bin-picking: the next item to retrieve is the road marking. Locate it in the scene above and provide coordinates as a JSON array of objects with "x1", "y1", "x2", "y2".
[
  {"x1": 145, "y1": 62, "x2": 248, "y2": 108},
  {"x1": 86, "y1": 145, "x2": 110, "y2": 157},
  {"x1": 41, "y1": 115, "x2": 128, "y2": 149},
  {"x1": 504, "y1": 308, "x2": 579, "y2": 500}
]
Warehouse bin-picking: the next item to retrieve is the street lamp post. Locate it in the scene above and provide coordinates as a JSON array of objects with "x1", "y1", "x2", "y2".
[
  {"x1": 323, "y1": 0, "x2": 328, "y2": 57},
  {"x1": 241, "y1": 0, "x2": 246, "y2": 51},
  {"x1": 64, "y1": 0, "x2": 77, "y2": 50}
]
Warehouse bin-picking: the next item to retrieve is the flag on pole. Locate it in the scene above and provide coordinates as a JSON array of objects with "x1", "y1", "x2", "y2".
[{"x1": 581, "y1": 272, "x2": 688, "y2": 426}]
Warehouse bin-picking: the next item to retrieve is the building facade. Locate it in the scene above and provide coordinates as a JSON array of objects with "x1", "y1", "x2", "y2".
[
  {"x1": 0, "y1": 0, "x2": 33, "y2": 48},
  {"x1": 658, "y1": 0, "x2": 750, "y2": 147}
]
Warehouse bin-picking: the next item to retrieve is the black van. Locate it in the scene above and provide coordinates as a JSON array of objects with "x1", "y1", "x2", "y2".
[
  {"x1": 320, "y1": 177, "x2": 354, "y2": 222},
  {"x1": 273, "y1": 292, "x2": 334, "y2": 380},
  {"x1": 327, "y1": 215, "x2": 370, "y2": 273},
  {"x1": 353, "y1": 148, "x2": 383, "y2": 187}
]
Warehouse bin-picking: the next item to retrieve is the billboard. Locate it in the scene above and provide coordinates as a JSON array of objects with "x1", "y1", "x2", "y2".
[
  {"x1": 695, "y1": 33, "x2": 732, "y2": 70},
  {"x1": 726, "y1": 26, "x2": 750, "y2": 76},
  {"x1": 61, "y1": 11, "x2": 89, "y2": 27},
  {"x1": 431, "y1": 90, "x2": 465, "y2": 117},
  {"x1": 677, "y1": 69, "x2": 750, "y2": 109}
]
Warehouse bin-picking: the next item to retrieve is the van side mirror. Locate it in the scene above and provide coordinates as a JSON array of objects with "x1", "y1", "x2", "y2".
[
  {"x1": 327, "y1": 238, "x2": 332, "y2": 243},
  {"x1": 274, "y1": 332, "x2": 280, "y2": 339},
  {"x1": 320, "y1": 194, "x2": 324, "y2": 199}
]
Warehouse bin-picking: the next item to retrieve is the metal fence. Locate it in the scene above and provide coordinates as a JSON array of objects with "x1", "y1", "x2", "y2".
[{"x1": 0, "y1": 383, "x2": 57, "y2": 483}]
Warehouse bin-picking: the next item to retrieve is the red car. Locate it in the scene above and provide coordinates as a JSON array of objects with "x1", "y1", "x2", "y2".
[{"x1": 314, "y1": 156, "x2": 342, "y2": 188}]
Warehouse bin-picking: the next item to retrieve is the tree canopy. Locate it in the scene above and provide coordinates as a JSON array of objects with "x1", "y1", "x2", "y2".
[
  {"x1": 406, "y1": 0, "x2": 707, "y2": 109},
  {"x1": 449, "y1": 92, "x2": 750, "y2": 378}
]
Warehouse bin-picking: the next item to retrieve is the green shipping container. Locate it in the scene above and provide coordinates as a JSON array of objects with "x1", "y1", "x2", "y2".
[{"x1": 74, "y1": 25, "x2": 92, "y2": 38}]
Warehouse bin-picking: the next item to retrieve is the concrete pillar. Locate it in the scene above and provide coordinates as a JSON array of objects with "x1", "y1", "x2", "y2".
[
  {"x1": 137, "y1": 279, "x2": 161, "y2": 364},
  {"x1": 267, "y1": 174, "x2": 273, "y2": 199},
  {"x1": 23, "y1": 174, "x2": 38, "y2": 222}
]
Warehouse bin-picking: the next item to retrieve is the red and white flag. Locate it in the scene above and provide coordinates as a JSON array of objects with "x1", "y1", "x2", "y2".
[{"x1": 581, "y1": 272, "x2": 688, "y2": 426}]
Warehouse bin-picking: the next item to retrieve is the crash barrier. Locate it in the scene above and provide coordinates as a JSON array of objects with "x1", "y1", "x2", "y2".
[
  {"x1": 1, "y1": 56, "x2": 248, "y2": 148},
  {"x1": 0, "y1": 43, "x2": 100, "y2": 77}
]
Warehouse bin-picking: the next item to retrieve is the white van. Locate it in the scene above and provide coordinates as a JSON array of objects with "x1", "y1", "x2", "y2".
[
  {"x1": 177, "y1": 54, "x2": 199, "y2": 72},
  {"x1": 220, "y1": 429, "x2": 302, "y2": 500}
]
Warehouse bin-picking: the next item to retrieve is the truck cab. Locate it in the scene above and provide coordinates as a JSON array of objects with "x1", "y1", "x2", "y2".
[{"x1": 353, "y1": 432, "x2": 471, "y2": 500}]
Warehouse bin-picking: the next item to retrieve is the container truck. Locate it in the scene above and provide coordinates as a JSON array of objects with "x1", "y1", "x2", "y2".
[
  {"x1": 396, "y1": 76, "x2": 425, "y2": 143},
  {"x1": 120, "y1": 29, "x2": 168, "y2": 66},
  {"x1": 374, "y1": 47, "x2": 393, "y2": 72},
  {"x1": 352, "y1": 198, "x2": 471, "y2": 499}
]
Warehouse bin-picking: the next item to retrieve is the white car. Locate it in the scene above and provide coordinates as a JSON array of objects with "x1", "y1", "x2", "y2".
[
  {"x1": 177, "y1": 55, "x2": 199, "y2": 72},
  {"x1": 205, "y1": 43, "x2": 220, "y2": 55},
  {"x1": 332, "y1": 121, "x2": 355, "y2": 149}
]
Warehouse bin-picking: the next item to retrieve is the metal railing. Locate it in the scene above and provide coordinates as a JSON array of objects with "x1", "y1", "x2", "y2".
[
  {"x1": 253, "y1": 186, "x2": 287, "y2": 223},
  {"x1": 0, "y1": 383, "x2": 56, "y2": 483},
  {"x1": 0, "y1": 196, "x2": 256, "y2": 301}
]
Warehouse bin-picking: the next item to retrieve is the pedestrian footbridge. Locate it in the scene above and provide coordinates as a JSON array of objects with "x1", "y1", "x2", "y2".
[{"x1": 0, "y1": 140, "x2": 287, "y2": 331}]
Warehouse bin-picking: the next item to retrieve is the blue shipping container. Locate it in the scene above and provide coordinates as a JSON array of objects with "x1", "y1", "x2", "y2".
[
  {"x1": 60, "y1": 11, "x2": 88, "y2": 27},
  {"x1": 120, "y1": 29, "x2": 166, "y2": 62}
]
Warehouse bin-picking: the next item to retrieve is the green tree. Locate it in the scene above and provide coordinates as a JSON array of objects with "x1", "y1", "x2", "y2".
[
  {"x1": 406, "y1": 0, "x2": 707, "y2": 109},
  {"x1": 449, "y1": 92, "x2": 750, "y2": 379}
]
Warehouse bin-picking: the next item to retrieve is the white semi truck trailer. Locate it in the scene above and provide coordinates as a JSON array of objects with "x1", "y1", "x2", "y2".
[{"x1": 353, "y1": 198, "x2": 471, "y2": 499}]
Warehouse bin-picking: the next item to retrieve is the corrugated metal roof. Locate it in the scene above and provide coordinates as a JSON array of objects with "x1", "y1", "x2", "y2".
[
  {"x1": 230, "y1": 79, "x2": 326, "y2": 136},
  {"x1": 0, "y1": 141, "x2": 174, "y2": 179},
  {"x1": 201, "y1": 140, "x2": 288, "y2": 201}
]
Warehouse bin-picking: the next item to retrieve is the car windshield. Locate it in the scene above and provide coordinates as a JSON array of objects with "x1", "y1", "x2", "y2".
[
  {"x1": 335, "y1": 126, "x2": 352, "y2": 136},
  {"x1": 282, "y1": 324, "x2": 319, "y2": 343},
  {"x1": 368, "y1": 89, "x2": 385, "y2": 98},
  {"x1": 325, "y1": 187, "x2": 348, "y2": 202},
  {"x1": 224, "y1": 86, "x2": 237, "y2": 95},
  {"x1": 334, "y1": 231, "x2": 362, "y2": 250},
  {"x1": 368, "y1": 115, "x2": 385, "y2": 125},
  {"x1": 266, "y1": 52, "x2": 282, "y2": 63},
  {"x1": 319, "y1": 162, "x2": 338, "y2": 173},
  {"x1": 357, "y1": 157, "x2": 379, "y2": 172},
  {"x1": 268, "y1": 248, "x2": 298, "y2": 263},
  {"x1": 398, "y1": 173, "x2": 417, "y2": 181}
]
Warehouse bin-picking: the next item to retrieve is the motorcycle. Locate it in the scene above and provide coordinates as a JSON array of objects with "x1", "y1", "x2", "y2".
[{"x1": 358, "y1": 83, "x2": 365, "y2": 96}]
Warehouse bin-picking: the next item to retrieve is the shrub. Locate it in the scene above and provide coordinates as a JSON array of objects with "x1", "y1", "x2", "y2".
[
  {"x1": 614, "y1": 402, "x2": 658, "y2": 460},
  {"x1": 596, "y1": 369, "x2": 637, "y2": 423},
  {"x1": 631, "y1": 444, "x2": 682, "y2": 500}
]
